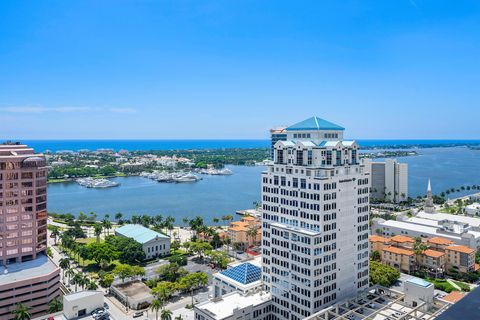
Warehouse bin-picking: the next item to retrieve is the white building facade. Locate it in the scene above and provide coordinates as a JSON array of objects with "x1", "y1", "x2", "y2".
[
  {"x1": 364, "y1": 158, "x2": 408, "y2": 203},
  {"x1": 465, "y1": 203, "x2": 480, "y2": 216},
  {"x1": 261, "y1": 117, "x2": 370, "y2": 320}
]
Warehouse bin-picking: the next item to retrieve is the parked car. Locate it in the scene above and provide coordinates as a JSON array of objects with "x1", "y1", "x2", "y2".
[{"x1": 133, "y1": 312, "x2": 144, "y2": 318}]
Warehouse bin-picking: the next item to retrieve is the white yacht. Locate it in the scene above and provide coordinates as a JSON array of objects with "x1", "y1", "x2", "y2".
[{"x1": 76, "y1": 177, "x2": 120, "y2": 188}]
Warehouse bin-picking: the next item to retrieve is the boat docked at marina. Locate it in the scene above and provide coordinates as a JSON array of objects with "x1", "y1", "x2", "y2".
[
  {"x1": 140, "y1": 171, "x2": 202, "y2": 183},
  {"x1": 76, "y1": 177, "x2": 120, "y2": 188},
  {"x1": 198, "y1": 168, "x2": 233, "y2": 175}
]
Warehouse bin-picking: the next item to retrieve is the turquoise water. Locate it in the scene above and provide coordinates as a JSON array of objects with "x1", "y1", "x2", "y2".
[{"x1": 47, "y1": 147, "x2": 480, "y2": 222}]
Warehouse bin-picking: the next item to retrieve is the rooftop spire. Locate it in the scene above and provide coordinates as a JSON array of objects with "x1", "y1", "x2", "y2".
[{"x1": 424, "y1": 178, "x2": 435, "y2": 214}]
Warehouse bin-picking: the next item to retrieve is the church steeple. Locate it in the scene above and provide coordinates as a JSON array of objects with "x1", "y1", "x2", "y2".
[{"x1": 424, "y1": 178, "x2": 435, "y2": 213}]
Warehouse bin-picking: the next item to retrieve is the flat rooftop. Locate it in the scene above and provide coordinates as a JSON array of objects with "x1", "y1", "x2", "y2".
[
  {"x1": 195, "y1": 291, "x2": 271, "y2": 319},
  {"x1": 405, "y1": 277, "x2": 432, "y2": 288},
  {"x1": 113, "y1": 280, "x2": 152, "y2": 301},
  {"x1": 64, "y1": 290, "x2": 104, "y2": 303},
  {"x1": 0, "y1": 255, "x2": 58, "y2": 286},
  {"x1": 379, "y1": 220, "x2": 464, "y2": 241},
  {"x1": 417, "y1": 212, "x2": 480, "y2": 228},
  {"x1": 305, "y1": 286, "x2": 451, "y2": 320}
]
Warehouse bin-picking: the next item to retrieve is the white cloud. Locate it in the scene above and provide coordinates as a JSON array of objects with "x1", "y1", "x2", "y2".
[
  {"x1": 2, "y1": 106, "x2": 137, "y2": 114},
  {"x1": 2, "y1": 106, "x2": 90, "y2": 113},
  {"x1": 108, "y1": 107, "x2": 137, "y2": 114},
  {"x1": 55, "y1": 107, "x2": 90, "y2": 112},
  {"x1": 3, "y1": 107, "x2": 48, "y2": 113}
]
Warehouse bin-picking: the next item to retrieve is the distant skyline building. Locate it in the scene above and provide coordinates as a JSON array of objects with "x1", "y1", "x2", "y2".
[
  {"x1": 270, "y1": 127, "x2": 287, "y2": 160},
  {"x1": 364, "y1": 158, "x2": 408, "y2": 203},
  {"x1": 0, "y1": 143, "x2": 60, "y2": 319},
  {"x1": 262, "y1": 116, "x2": 370, "y2": 319}
]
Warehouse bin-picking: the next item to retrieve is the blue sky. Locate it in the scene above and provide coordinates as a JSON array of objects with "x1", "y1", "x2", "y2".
[{"x1": 1, "y1": 0, "x2": 479, "y2": 139}]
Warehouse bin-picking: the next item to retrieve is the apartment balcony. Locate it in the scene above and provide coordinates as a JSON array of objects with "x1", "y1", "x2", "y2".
[{"x1": 36, "y1": 211, "x2": 47, "y2": 219}]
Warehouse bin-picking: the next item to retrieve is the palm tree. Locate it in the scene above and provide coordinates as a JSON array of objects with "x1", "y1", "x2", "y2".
[
  {"x1": 115, "y1": 212, "x2": 123, "y2": 224},
  {"x1": 48, "y1": 298, "x2": 63, "y2": 313},
  {"x1": 65, "y1": 268, "x2": 75, "y2": 286},
  {"x1": 79, "y1": 274, "x2": 90, "y2": 290},
  {"x1": 131, "y1": 215, "x2": 140, "y2": 224},
  {"x1": 154, "y1": 214, "x2": 164, "y2": 226},
  {"x1": 102, "y1": 217, "x2": 112, "y2": 237},
  {"x1": 51, "y1": 226, "x2": 60, "y2": 245},
  {"x1": 12, "y1": 303, "x2": 31, "y2": 320},
  {"x1": 182, "y1": 217, "x2": 190, "y2": 226},
  {"x1": 78, "y1": 245, "x2": 89, "y2": 266},
  {"x1": 72, "y1": 273, "x2": 83, "y2": 292},
  {"x1": 150, "y1": 299, "x2": 162, "y2": 320},
  {"x1": 59, "y1": 258, "x2": 70, "y2": 282},
  {"x1": 165, "y1": 216, "x2": 175, "y2": 235},
  {"x1": 87, "y1": 280, "x2": 98, "y2": 290},
  {"x1": 94, "y1": 223, "x2": 103, "y2": 242},
  {"x1": 246, "y1": 226, "x2": 259, "y2": 247},
  {"x1": 174, "y1": 316, "x2": 183, "y2": 320},
  {"x1": 88, "y1": 211, "x2": 97, "y2": 222},
  {"x1": 160, "y1": 309, "x2": 172, "y2": 320},
  {"x1": 141, "y1": 214, "x2": 152, "y2": 227},
  {"x1": 212, "y1": 217, "x2": 220, "y2": 226}
]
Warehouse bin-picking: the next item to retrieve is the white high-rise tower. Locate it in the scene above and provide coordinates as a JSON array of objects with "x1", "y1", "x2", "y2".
[{"x1": 261, "y1": 117, "x2": 370, "y2": 320}]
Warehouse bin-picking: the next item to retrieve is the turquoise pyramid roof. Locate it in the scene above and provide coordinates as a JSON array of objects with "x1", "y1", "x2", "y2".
[
  {"x1": 286, "y1": 116, "x2": 344, "y2": 131},
  {"x1": 220, "y1": 262, "x2": 261, "y2": 285}
]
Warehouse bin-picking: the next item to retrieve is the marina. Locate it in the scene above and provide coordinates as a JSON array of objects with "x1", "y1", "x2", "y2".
[
  {"x1": 139, "y1": 171, "x2": 202, "y2": 183},
  {"x1": 198, "y1": 168, "x2": 233, "y2": 175},
  {"x1": 76, "y1": 177, "x2": 120, "y2": 188}
]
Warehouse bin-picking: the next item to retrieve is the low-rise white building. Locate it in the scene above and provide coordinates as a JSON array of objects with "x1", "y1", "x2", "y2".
[
  {"x1": 194, "y1": 291, "x2": 272, "y2": 320},
  {"x1": 465, "y1": 203, "x2": 480, "y2": 216},
  {"x1": 115, "y1": 224, "x2": 170, "y2": 259},
  {"x1": 404, "y1": 278, "x2": 434, "y2": 312},
  {"x1": 469, "y1": 193, "x2": 480, "y2": 202},
  {"x1": 212, "y1": 258, "x2": 262, "y2": 298},
  {"x1": 63, "y1": 291, "x2": 104, "y2": 319},
  {"x1": 372, "y1": 212, "x2": 480, "y2": 249}
]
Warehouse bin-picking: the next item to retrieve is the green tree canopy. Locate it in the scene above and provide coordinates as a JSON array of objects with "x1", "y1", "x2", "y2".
[{"x1": 370, "y1": 261, "x2": 400, "y2": 287}]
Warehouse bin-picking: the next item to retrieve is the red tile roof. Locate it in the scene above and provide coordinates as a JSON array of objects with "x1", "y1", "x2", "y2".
[
  {"x1": 383, "y1": 246, "x2": 415, "y2": 256},
  {"x1": 446, "y1": 245, "x2": 475, "y2": 254},
  {"x1": 423, "y1": 249, "x2": 445, "y2": 258},
  {"x1": 442, "y1": 291, "x2": 466, "y2": 304},
  {"x1": 369, "y1": 235, "x2": 390, "y2": 243},
  {"x1": 427, "y1": 237, "x2": 454, "y2": 245},
  {"x1": 390, "y1": 235, "x2": 415, "y2": 243}
]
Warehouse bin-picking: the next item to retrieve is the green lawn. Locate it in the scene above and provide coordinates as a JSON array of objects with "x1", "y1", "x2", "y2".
[
  {"x1": 426, "y1": 278, "x2": 456, "y2": 293},
  {"x1": 48, "y1": 178, "x2": 70, "y2": 183},
  {"x1": 452, "y1": 280, "x2": 471, "y2": 292},
  {"x1": 75, "y1": 237, "x2": 97, "y2": 245}
]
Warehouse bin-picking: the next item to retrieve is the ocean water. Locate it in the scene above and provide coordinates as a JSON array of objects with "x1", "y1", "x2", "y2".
[
  {"x1": 47, "y1": 146, "x2": 480, "y2": 222},
  {"x1": 15, "y1": 139, "x2": 480, "y2": 152}
]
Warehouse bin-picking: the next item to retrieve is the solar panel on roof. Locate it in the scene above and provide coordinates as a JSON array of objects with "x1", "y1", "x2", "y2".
[{"x1": 220, "y1": 263, "x2": 261, "y2": 285}]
